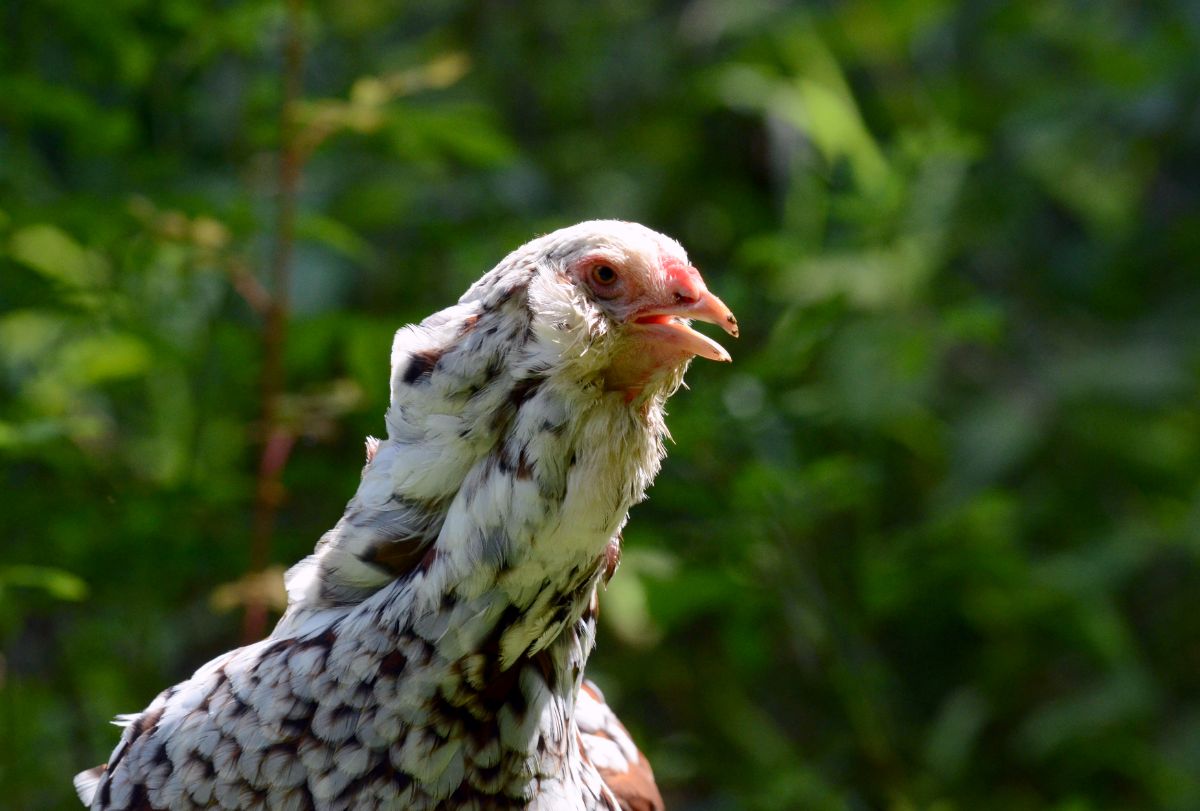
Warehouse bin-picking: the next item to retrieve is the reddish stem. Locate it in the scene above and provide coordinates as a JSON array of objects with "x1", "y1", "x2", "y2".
[{"x1": 242, "y1": 0, "x2": 305, "y2": 643}]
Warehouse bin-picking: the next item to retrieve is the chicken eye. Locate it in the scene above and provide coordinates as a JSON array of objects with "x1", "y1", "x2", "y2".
[{"x1": 591, "y1": 264, "x2": 618, "y2": 285}]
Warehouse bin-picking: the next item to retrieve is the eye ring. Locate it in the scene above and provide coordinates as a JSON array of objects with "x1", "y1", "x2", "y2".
[{"x1": 591, "y1": 264, "x2": 618, "y2": 285}]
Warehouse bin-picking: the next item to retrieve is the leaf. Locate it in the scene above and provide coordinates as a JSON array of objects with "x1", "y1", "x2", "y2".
[
  {"x1": 58, "y1": 333, "x2": 153, "y2": 385},
  {"x1": 8, "y1": 224, "x2": 108, "y2": 288},
  {"x1": 0, "y1": 420, "x2": 64, "y2": 450},
  {"x1": 600, "y1": 547, "x2": 677, "y2": 647},
  {"x1": 924, "y1": 687, "x2": 990, "y2": 780},
  {"x1": 0, "y1": 566, "x2": 89, "y2": 601},
  {"x1": 296, "y1": 213, "x2": 373, "y2": 265},
  {"x1": 0, "y1": 310, "x2": 68, "y2": 366}
]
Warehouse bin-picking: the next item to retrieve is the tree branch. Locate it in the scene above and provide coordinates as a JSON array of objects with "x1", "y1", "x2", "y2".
[{"x1": 243, "y1": 0, "x2": 305, "y2": 643}]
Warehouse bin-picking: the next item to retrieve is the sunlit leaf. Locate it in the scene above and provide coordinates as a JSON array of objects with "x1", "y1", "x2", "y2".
[
  {"x1": 0, "y1": 566, "x2": 89, "y2": 601},
  {"x1": 8, "y1": 224, "x2": 108, "y2": 288}
]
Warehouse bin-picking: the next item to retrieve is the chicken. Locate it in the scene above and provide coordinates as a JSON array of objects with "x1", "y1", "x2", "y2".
[{"x1": 75, "y1": 220, "x2": 737, "y2": 810}]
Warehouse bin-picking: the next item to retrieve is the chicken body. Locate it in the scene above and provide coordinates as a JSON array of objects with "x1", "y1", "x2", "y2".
[{"x1": 76, "y1": 221, "x2": 735, "y2": 811}]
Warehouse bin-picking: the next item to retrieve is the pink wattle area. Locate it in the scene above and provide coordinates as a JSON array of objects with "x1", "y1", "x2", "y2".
[
  {"x1": 606, "y1": 320, "x2": 729, "y2": 403},
  {"x1": 604, "y1": 325, "x2": 694, "y2": 400}
]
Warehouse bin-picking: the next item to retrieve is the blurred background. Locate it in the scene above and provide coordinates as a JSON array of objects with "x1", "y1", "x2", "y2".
[{"x1": 3, "y1": 1, "x2": 1200, "y2": 809}]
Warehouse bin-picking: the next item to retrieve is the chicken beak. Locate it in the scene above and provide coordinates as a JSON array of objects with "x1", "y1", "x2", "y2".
[
  {"x1": 630, "y1": 267, "x2": 738, "y2": 363},
  {"x1": 607, "y1": 270, "x2": 737, "y2": 399}
]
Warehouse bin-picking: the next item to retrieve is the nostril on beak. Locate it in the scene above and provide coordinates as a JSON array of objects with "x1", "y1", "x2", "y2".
[{"x1": 672, "y1": 279, "x2": 704, "y2": 305}]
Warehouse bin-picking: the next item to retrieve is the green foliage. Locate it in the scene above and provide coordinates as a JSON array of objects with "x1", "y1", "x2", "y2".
[{"x1": 3, "y1": 1, "x2": 1199, "y2": 809}]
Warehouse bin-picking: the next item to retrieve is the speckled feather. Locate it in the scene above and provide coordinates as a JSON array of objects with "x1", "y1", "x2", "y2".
[{"x1": 75, "y1": 221, "x2": 722, "y2": 811}]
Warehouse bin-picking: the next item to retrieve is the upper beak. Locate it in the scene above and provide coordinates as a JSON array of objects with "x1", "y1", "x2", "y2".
[{"x1": 630, "y1": 269, "x2": 738, "y2": 362}]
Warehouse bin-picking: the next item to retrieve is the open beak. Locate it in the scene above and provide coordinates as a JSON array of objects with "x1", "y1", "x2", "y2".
[
  {"x1": 630, "y1": 274, "x2": 738, "y2": 363},
  {"x1": 606, "y1": 261, "x2": 737, "y2": 400}
]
